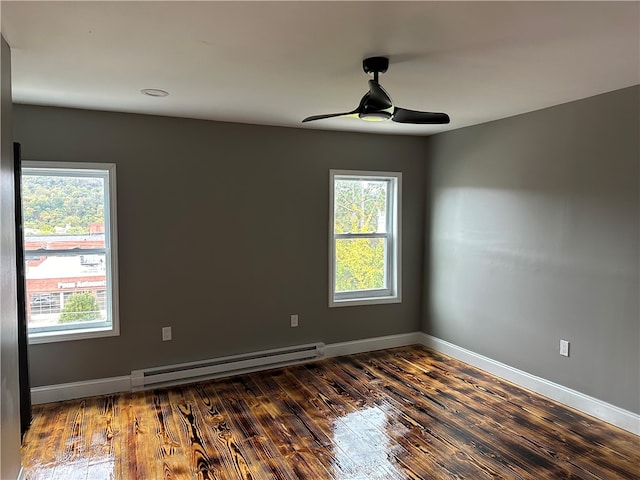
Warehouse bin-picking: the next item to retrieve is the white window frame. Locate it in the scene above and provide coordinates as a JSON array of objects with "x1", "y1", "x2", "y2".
[
  {"x1": 329, "y1": 169, "x2": 402, "y2": 307},
  {"x1": 22, "y1": 161, "x2": 120, "y2": 344}
]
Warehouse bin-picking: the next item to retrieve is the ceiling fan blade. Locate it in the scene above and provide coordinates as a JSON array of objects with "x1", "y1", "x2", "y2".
[
  {"x1": 302, "y1": 110, "x2": 358, "y2": 123},
  {"x1": 392, "y1": 107, "x2": 450, "y2": 124},
  {"x1": 367, "y1": 80, "x2": 393, "y2": 110}
]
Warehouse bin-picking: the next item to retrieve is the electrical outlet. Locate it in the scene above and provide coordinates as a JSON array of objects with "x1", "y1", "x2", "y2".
[
  {"x1": 162, "y1": 326, "x2": 172, "y2": 341},
  {"x1": 290, "y1": 314, "x2": 299, "y2": 327},
  {"x1": 560, "y1": 339, "x2": 569, "y2": 357}
]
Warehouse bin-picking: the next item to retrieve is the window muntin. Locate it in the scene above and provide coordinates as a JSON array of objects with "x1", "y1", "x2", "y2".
[
  {"x1": 21, "y1": 162, "x2": 119, "y2": 343},
  {"x1": 330, "y1": 170, "x2": 401, "y2": 306}
]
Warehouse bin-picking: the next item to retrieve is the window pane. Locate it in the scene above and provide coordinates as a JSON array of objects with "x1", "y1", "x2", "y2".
[
  {"x1": 334, "y1": 179, "x2": 388, "y2": 234},
  {"x1": 335, "y1": 237, "x2": 387, "y2": 293},
  {"x1": 21, "y1": 173, "x2": 106, "y2": 247},
  {"x1": 25, "y1": 253, "x2": 108, "y2": 329}
]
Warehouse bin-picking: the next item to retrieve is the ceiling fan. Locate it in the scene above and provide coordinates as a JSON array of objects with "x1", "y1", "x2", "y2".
[{"x1": 302, "y1": 56, "x2": 450, "y2": 125}]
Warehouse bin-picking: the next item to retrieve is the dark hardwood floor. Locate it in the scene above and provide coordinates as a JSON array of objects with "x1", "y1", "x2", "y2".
[{"x1": 21, "y1": 346, "x2": 639, "y2": 479}]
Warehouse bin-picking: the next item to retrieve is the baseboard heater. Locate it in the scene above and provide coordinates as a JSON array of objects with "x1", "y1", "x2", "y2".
[{"x1": 131, "y1": 342, "x2": 325, "y2": 391}]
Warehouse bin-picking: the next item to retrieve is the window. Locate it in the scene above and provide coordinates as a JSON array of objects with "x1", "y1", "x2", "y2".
[
  {"x1": 329, "y1": 170, "x2": 401, "y2": 307},
  {"x1": 21, "y1": 162, "x2": 119, "y2": 343}
]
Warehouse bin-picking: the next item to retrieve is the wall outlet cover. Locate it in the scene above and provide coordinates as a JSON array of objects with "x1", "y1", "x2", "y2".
[
  {"x1": 162, "y1": 326, "x2": 172, "y2": 341},
  {"x1": 560, "y1": 339, "x2": 569, "y2": 357}
]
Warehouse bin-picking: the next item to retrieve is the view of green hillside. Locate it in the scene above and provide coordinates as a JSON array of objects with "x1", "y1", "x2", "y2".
[{"x1": 21, "y1": 175, "x2": 104, "y2": 234}]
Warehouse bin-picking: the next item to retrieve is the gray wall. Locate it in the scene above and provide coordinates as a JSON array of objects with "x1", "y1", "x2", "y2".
[
  {"x1": 13, "y1": 105, "x2": 427, "y2": 386},
  {"x1": 1, "y1": 36, "x2": 22, "y2": 480},
  {"x1": 425, "y1": 86, "x2": 639, "y2": 413}
]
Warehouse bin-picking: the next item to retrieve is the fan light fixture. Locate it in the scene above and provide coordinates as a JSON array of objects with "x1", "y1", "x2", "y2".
[{"x1": 359, "y1": 111, "x2": 392, "y2": 122}]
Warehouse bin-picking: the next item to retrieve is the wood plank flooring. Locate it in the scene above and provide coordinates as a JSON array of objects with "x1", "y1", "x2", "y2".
[{"x1": 21, "y1": 346, "x2": 640, "y2": 479}]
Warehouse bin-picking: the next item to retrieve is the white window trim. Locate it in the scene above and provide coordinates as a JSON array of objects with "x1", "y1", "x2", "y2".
[
  {"x1": 329, "y1": 169, "x2": 402, "y2": 307},
  {"x1": 22, "y1": 161, "x2": 120, "y2": 344}
]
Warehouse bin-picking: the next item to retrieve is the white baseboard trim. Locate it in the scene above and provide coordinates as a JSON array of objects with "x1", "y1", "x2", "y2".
[
  {"x1": 324, "y1": 331, "x2": 422, "y2": 359},
  {"x1": 31, "y1": 375, "x2": 131, "y2": 405},
  {"x1": 419, "y1": 333, "x2": 640, "y2": 436}
]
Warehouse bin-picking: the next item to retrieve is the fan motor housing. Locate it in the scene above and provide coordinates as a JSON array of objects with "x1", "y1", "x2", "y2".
[{"x1": 363, "y1": 57, "x2": 389, "y2": 74}]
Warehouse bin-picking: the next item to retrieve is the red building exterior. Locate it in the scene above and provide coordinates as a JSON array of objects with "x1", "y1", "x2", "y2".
[{"x1": 25, "y1": 232, "x2": 107, "y2": 324}]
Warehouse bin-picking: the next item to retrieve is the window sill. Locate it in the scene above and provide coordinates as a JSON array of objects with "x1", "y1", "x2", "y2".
[
  {"x1": 329, "y1": 295, "x2": 401, "y2": 308},
  {"x1": 28, "y1": 326, "x2": 119, "y2": 344}
]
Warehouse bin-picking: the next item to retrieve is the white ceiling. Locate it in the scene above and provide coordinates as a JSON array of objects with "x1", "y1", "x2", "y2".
[{"x1": 2, "y1": 1, "x2": 639, "y2": 136}]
